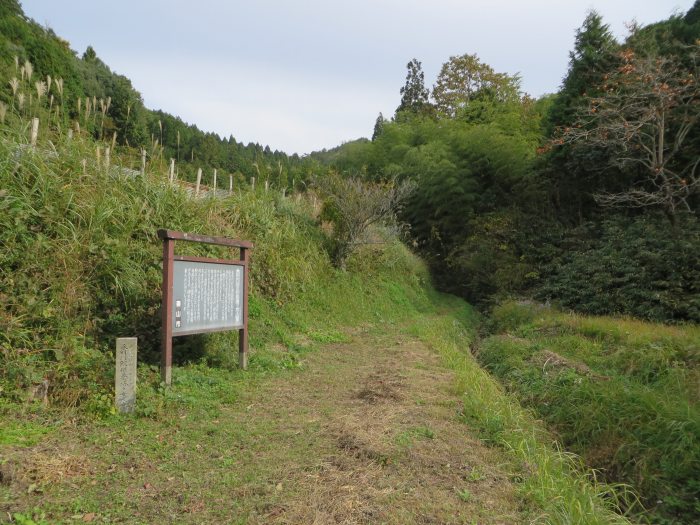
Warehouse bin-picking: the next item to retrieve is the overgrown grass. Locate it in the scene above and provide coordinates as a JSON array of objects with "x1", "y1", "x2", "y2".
[
  {"x1": 0, "y1": 123, "x2": 354, "y2": 405},
  {"x1": 478, "y1": 301, "x2": 700, "y2": 524},
  {"x1": 0, "y1": 118, "x2": 438, "y2": 416},
  {"x1": 407, "y1": 298, "x2": 636, "y2": 525}
]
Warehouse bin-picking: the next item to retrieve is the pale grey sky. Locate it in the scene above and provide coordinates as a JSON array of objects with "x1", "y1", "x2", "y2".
[{"x1": 21, "y1": 0, "x2": 695, "y2": 154}]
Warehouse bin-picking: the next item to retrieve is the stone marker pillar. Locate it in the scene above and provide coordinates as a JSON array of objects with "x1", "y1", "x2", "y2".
[
  {"x1": 30, "y1": 117, "x2": 39, "y2": 147},
  {"x1": 115, "y1": 337, "x2": 137, "y2": 413}
]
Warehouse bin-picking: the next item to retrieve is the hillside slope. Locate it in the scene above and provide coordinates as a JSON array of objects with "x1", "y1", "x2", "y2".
[{"x1": 0, "y1": 0, "x2": 316, "y2": 186}]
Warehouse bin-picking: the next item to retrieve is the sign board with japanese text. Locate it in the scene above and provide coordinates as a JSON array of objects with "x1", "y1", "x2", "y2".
[
  {"x1": 172, "y1": 260, "x2": 244, "y2": 335},
  {"x1": 158, "y1": 229, "x2": 252, "y2": 385}
]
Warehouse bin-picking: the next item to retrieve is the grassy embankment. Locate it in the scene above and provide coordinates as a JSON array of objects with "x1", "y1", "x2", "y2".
[
  {"x1": 479, "y1": 301, "x2": 699, "y2": 524},
  {"x1": 1, "y1": 122, "x2": 633, "y2": 523}
]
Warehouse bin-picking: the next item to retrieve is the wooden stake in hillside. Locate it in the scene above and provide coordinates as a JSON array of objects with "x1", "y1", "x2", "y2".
[
  {"x1": 195, "y1": 168, "x2": 202, "y2": 196},
  {"x1": 229, "y1": 174, "x2": 233, "y2": 195},
  {"x1": 111, "y1": 131, "x2": 117, "y2": 152},
  {"x1": 213, "y1": 169, "x2": 217, "y2": 195},
  {"x1": 251, "y1": 176, "x2": 256, "y2": 191},
  {"x1": 96, "y1": 146, "x2": 102, "y2": 170},
  {"x1": 169, "y1": 159, "x2": 175, "y2": 183},
  {"x1": 30, "y1": 117, "x2": 39, "y2": 147},
  {"x1": 141, "y1": 149, "x2": 147, "y2": 176},
  {"x1": 265, "y1": 180, "x2": 269, "y2": 192}
]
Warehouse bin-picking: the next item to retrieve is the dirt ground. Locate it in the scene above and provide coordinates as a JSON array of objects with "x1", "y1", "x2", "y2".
[{"x1": 1, "y1": 327, "x2": 525, "y2": 524}]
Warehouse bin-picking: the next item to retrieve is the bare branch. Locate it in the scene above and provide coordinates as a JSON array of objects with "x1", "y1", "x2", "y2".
[
  {"x1": 556, "y1": 46, "x2": 700, "y2": 219},
  {"x1": 313, "y1": 173, "x2": 415, "y2": 269}
]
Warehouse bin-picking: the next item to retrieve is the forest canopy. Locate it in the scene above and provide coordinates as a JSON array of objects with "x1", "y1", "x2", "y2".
[{"x1": 313, "y1": 4, "x2": 700, "y2": 323}]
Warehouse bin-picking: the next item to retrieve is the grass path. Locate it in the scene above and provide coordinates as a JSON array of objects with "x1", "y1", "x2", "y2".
[{"x1": 2, "y1": 321, "x2": 525, "y2": 524}]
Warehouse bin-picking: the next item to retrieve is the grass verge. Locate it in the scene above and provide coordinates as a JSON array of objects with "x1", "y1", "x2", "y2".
[
  {"x1": 476, "y1": 301, "x2": 699, "y2": 524},
  {"x1": 406, "y1": 297, "x2": 636, "y2": 524}
]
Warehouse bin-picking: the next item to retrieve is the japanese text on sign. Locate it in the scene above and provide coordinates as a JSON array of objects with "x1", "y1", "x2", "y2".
[{"x1": 172, "y1": 260, "x2": 244, "y2": 334}]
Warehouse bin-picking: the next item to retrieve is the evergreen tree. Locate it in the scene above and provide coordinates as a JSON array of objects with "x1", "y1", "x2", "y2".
[
  {"x1": 396, "y1": 59, "x2": 430, "y2": 115},
  {"x1": 543, "y1": 11, "x2": 619, "y2": 222},
  {"x1": 547, "y1": 11, "x2": 618, "y2": 131},
  {"x1": 372, "y1": 112, "x2": 385, "y2": 141}
]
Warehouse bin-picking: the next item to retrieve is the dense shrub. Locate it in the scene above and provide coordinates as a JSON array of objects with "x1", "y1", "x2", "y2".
[
  {"x1": 441, "y1": 211, "x2": 541, "y2": 305},
  {"x1": 536, "y1": 215, "x2": 700, "y2": 323}
]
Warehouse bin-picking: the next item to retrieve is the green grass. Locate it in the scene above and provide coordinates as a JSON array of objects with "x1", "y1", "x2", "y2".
[
  {"x1": 456, "y1": 488, "x2": 472, "y2": 502},
  {"x1": 479, "y1": 301, "x2": 700, "y2": 524},
  {"x1": 0, "y1": 421, "x2": 50, "y2": 447},
  {"x1": 407, "y1": 299, "x2": 636, "y2": 525}
]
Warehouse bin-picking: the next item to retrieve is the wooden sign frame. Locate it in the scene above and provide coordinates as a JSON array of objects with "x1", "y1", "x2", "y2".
[{"x1": 158, "y1": 229, "x2": 252, "y2": 385}]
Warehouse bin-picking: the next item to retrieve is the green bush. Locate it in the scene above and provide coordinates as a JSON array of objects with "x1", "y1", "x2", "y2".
[{"x1": 536, "y1": 215, "x2": 700, "y2": 323}]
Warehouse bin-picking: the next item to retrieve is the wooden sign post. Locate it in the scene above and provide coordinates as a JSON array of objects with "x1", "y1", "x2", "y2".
[{"x1": 158, "y1": 229, "x2": 252, "y2": 385}]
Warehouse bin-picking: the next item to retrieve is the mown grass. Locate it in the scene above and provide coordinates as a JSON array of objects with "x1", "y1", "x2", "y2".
[{"x1": 478, "y1": 301, "x2": 699, "y2": 524}]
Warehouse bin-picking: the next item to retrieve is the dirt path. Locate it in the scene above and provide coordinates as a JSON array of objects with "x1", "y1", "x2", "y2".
[
  {"x1": 2, "y1": 325, "x2": 524, "y2": 524},
  {"x1": 240, "y1": 327, "x2": 523, "y2": 524}
]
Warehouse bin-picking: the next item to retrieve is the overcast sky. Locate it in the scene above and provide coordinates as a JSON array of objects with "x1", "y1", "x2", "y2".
[{"x1": 21, "y1": 0, "x2": 695, "y2": 154}]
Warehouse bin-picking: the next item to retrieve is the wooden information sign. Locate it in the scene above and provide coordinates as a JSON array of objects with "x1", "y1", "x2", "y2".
[{"x1": 158, "y1": 229, "x2": 252, "y2": 385}]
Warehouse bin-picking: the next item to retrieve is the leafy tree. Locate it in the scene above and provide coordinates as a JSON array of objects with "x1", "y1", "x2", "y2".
[
  {"x1": 432, "y1": 53, "x2": 520, "y2": 118},
  {"x1": 0, "y1": 0, "x2": 22, "y2": 16},
  {"x1": 82, "y1": 45, "x2": 97, "y2": 62},
  {"x1": 404, "y1": 123, "x2": 534, "y2": 249},
  {"x1": 396, "y1": 58, "x2": 430, "y2": 115}
]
